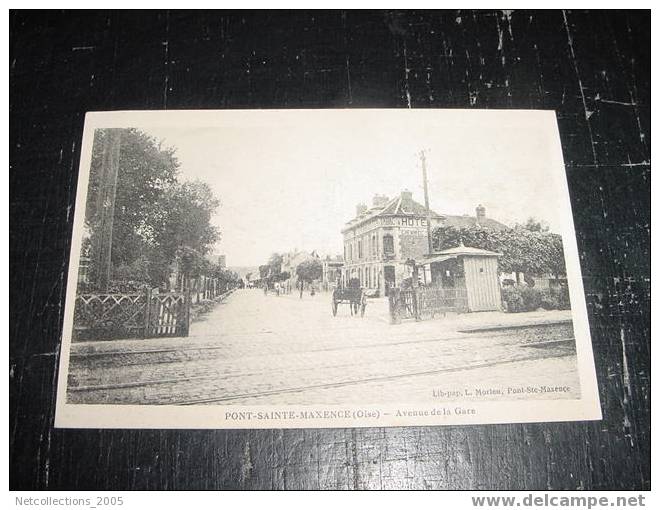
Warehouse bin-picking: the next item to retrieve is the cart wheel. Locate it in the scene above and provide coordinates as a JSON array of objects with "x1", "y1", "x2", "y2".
[{"x1": 332, "y1": 300, "x2": 338, "y2": 316}]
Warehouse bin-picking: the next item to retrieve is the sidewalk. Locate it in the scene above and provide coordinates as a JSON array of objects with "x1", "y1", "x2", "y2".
[
  {"x1": 66, "y1": 289, "x2": 580, "y2": 405},
  {"x1": 70, "y1": 289, "x2": 572, "y2": 356}
]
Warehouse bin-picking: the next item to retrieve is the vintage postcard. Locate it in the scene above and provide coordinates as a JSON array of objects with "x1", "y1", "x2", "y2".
[{"x1": 55, "y1": 109, "x2": 601, "y2": 429}]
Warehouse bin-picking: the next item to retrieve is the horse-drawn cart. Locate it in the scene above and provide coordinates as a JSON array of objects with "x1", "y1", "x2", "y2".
[{"x1": 331, "y1": 279, "x2": 367, "y2": 317}]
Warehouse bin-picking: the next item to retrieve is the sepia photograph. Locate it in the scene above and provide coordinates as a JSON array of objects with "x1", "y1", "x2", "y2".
[{"x1": 55, "y1": 109, "x2": 601, "y2": 428}]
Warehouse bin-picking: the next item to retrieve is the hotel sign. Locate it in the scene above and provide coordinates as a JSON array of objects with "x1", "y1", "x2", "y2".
[
  {"x1": 380, "y1": 216, "x2": 429, "y2": 227},
  {"x1": 347, "y1": 215, "x2": 437, "y2": 237}
]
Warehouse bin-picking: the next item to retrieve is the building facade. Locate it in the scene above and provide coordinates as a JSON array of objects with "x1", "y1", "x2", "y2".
[
  {"x1": 341, "y1": 191, "x2": 444, "y2": 295},
  {"x1": 321, "y1": 256, "x2": 344, "y2": 291},
  {"x1": 280, "y1": 250, "x2": 321, "y2": 292},
  {"x1": 341, "y1": 191, "x2": 507, "y2": 295}
]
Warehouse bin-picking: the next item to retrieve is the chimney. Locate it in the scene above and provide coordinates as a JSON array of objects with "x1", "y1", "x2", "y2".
[
  {"x1": 400, "y1": 190, "x2": 413, "y2": 201},
  {"x1": 372, "y1": 194, "x2": 389, "y2": 208},
  {"x1": 476, "y1": 204, "x2": 486, "y2": 224},
  {"x1": 356, "y1": 203, "x2": 368, "y2": 216}
]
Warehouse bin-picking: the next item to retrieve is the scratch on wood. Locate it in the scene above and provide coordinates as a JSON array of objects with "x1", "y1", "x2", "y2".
[{"x1": 562, "y1": 9, "x2": 598, "y2": 165}]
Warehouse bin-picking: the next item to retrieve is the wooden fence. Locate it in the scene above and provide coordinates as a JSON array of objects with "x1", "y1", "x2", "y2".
[
  {"x1": 389, "y1": 287, "x2": 468, "y2": 324},
  {"x1": 73, "y1": 289, "x2": 191, "y2": 341}
]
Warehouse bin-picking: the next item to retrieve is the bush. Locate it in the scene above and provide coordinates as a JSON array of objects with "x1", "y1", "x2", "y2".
[
  {"x1": 502, "y1": 287, "x2": 526, "y2": 312},
  {"x1": 502, "y1": 285, "x2": 571, "y2": 312},
  {"x1": 520, "y1": 286, "x2": 542, "y2": 311},
  {"x1": 540, "y1": 286, "x2": 571, "y2": 310}
]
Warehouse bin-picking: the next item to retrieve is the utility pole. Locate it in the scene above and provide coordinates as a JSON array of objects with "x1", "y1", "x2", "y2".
[
  {"x1": 421, "y1": 150, "x2": 434, "y2": 254},
  {"x1": 91, "y1": 128, "x2": 122, "y2": 290}
]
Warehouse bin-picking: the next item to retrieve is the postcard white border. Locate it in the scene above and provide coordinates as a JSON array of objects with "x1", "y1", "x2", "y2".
[{"x1": 54, "y1": 109, "x2": 602, "y2": 429}]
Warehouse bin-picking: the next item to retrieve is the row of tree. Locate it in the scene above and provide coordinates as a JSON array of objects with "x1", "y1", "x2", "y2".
[
  {"x1": 432, "y1": 219, "x2": 566, "y2": 283},
  {"x1": 258, "y1": 253, "x2": 323, "y2": 286},
  {"x1": 82, "y1": 128, "x2": 230, "y2": 291}
]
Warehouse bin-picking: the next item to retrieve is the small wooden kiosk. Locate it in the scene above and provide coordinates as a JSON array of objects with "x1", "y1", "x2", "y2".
[{"x1": 421, "y1": 245, "x2": 502, "y2": 312}]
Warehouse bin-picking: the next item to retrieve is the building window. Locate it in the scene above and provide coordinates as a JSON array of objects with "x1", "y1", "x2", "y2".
[
  {"x1": 358, "y1": 240, "x2": 363, "y2": 259},
  {"x1": 383, "y1": 234, "x2": 394, "y2": 255}
]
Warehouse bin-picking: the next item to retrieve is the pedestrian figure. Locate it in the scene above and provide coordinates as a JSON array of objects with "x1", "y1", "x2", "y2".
[
  {"x1": 263, "y1": 282, "x2": 268, "y2": 296},
  {"x1": 274, "y1": 281, "x2": 280, "y2": 296},
  {"x1": 298, "y1": 279, "x2": 304, "y2": 299}
]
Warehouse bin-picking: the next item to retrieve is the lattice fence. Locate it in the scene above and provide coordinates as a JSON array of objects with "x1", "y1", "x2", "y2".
[
  {"x1": 389, "y1": 287, "x2": 468, "y2": 323},
  {"x1": 73, "y1": 289, "x2": 190, "y2": 341}
]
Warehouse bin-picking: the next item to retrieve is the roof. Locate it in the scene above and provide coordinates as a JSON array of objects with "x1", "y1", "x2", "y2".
[
  {"x1": 419, "y1": 245, "x2": 501, "y2": 265},
  {"x1": 343, "y1": 193, "x2": 444, "y2": 232},
  {"x1": 436, "y1": 245, "x2": 501, "y2": 257},
  {"x1": 442, "y1": 214, "x2": 508, "y2": 231},
  {"x1": 282, "y1": 251, "x2": 316, "y2": 269},
  {"x1": 378, "y1": 194, "x2": 444, "y2": 218},
  {"x1": 343, "y1": 192, "x2": 508, "y2": 233}
]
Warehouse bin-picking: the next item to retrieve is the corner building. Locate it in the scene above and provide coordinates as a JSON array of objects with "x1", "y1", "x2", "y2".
[
  {"x1": 341, "y1": 191, "x2": 443, "y2": 295},
  {"x1": 341, "y1": 191, "x2": 506, "y2": 295}
]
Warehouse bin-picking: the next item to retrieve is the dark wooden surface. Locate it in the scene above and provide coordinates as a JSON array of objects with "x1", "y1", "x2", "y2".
[{"x1": 10, "y1": 10, "x2": 650, "y2": 490}]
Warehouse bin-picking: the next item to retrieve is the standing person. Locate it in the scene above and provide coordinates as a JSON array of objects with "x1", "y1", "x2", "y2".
[
  {"x1": 274, "y1": 281, "x2": 280, "y2": 296},
  {"x1": 298, "y1": 278, "x2": 304, "y2": 299},
  {"x1": 263, "y1": 281, "x2": 268, "y2": 296}
]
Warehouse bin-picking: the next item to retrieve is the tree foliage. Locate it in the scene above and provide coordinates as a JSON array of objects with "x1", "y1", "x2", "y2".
[
  {"x1": 155, "y1": 180, "x2": 220, "y2": 264},
  {"x1": 520, "y1": 217, "x2": 550, "y2": 232},
  {"x1": 209, "y1": 265, "x2": 242, "y2": 289},
  {"x1": 432, "y1": 225, "x2": 566, "y2": 277},
  {"x1": 84, "y1": 128, "x2": 221, "y2": 289},
  {"x1": 258, "y1": 253, "x2": 284, "y2": 283},
  {"x1": 296, "y1": 258, "x2": 323, "y2": 283}
]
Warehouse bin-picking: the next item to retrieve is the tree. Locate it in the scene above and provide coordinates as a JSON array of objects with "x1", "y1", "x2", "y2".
[
  {"x1": 175, "y1": 246, "x2": 212, "y2": 290},
  {"x1": 521, "y1": 217, "x2": 550, "y2": 232},
  {"x1": 542, "y1": 232, "x2": 567, "y2": 279},
  {"x1": 85, "y1": 128, "x2": 179, "y2": 276},
  {"x1": 212, "y1": 267, "x2": 242, "y2": 291},
  {"x1": 432, "y1": 224, "x2": 566, "y2": 281},
  {"x1": 275, "y1": 271, "x2": 291, "y2": 282},
  {"x1": 259, "y1": 265, "x2": 270, "y2": 280},
  {"x1": 153, "y1": 180, "x2": 220, "y2": 269},
  {"x1": 267, "y1": 253, "x2": 283, "y2": 277},
  {"x1": 83, "y1": 128, "x2": 222, "y2": 289},
  {"x1": 296, "y1": 258, "x2": 323, "y2": 283},
  {"x1": 258, "y1": 253, "x2": 284, "y2": 284}
]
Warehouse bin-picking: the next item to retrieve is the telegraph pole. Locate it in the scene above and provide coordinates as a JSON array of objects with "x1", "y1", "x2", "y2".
[
  {"x1": 421, "y1": 150, "x2": 434, "y2": 254},
  {"x1": 91, "y1": 128, "x2": 122, "y2": 290}
]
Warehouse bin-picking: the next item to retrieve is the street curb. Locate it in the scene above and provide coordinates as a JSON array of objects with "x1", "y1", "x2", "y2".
[{"x1": 458, "y1": 318, "x2": 573, "y2": 334}]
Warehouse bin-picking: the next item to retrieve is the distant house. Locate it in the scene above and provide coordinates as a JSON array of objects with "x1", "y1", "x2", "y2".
[
  {"x1": 321, "y1": 255, "x2": 344, "y2": 291},
  {"x1": 280, "y1": 250, "x2": 321, "y2": 291}
]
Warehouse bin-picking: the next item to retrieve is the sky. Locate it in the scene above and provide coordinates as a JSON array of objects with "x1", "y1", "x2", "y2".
[{"x1": 139, "y1": 110, "x2": 568, "y2": 268}]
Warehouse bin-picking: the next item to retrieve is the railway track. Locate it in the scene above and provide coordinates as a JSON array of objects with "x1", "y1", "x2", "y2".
[
  {"x1": 173, "y1": 349, "x2": 577, "y2": 405},
  {"x1": 68, "y1": 327, "x2": 575, "y2": 369},
  {"x1": 67, "y1": 338, "x2": 576, "y2": 405}
]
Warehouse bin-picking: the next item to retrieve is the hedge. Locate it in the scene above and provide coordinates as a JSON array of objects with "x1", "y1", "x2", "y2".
[{"x1": 502, "y1": 286, "x2": 570, "y2": 313}]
